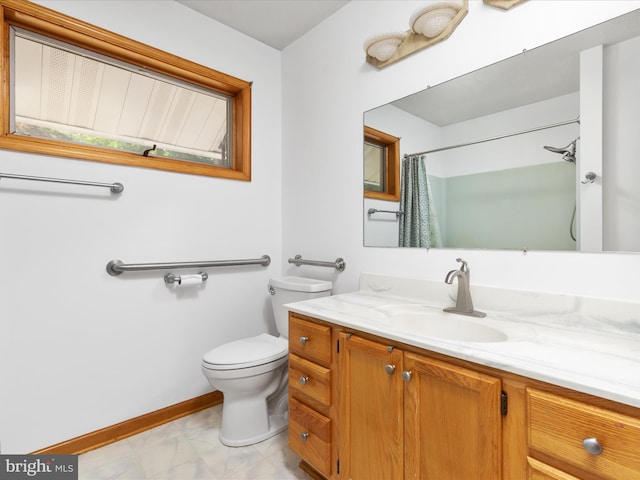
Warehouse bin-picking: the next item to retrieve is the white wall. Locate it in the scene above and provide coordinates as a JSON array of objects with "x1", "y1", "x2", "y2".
[
  {"x1": 438, "y1": 93, "x2": 580, "y2": 176},
  {"x1": 282, "y1": 1, "x2": 640, "y2": 300},
  {"x1": 604, "y1": 35, "x2": 640, "y2": 251},
  {"x1": 0, "y1": 1, "x2": 282, "y2": 453}
]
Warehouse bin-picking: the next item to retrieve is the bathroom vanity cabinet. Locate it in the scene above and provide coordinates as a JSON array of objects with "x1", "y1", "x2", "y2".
[
  {"x1": 339, "y1": 332, "x2": 501, "y2": 479},
  {"x1": 287, "y1": 312, "x2": 640, "y2": 480}
]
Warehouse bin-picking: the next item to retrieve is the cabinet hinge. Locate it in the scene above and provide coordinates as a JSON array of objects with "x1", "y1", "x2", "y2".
[{"x1": 501, "y1": 391, "x2": 508, "y2": 416}]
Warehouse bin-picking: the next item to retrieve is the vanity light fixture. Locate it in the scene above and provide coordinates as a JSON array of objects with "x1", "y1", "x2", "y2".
[{"x1": 364, "y1": 0, "x2": 468, "y2": 69}]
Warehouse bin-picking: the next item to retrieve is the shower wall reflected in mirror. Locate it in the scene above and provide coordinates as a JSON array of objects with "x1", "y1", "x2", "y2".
[{"x1": 363, "y1": 9, "x2": 640, "y2": 253}]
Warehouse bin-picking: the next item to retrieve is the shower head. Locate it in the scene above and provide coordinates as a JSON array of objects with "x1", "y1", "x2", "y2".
[
  {"x1": 543, "y1": 139, "x2": 577, "y2": 163},
  {"x1": 543, "y1": 145, "x2": 570, "y2": 154}
]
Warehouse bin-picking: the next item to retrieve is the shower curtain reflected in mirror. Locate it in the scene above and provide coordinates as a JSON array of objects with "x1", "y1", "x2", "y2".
[{"x1": 399, "y1": 154, "x2": 442, "y2": 247}]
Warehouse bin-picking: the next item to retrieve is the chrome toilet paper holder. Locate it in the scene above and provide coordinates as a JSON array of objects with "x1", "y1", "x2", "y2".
[{"x1": 164, "y1": 272, "x2": 208, "y2": 285}]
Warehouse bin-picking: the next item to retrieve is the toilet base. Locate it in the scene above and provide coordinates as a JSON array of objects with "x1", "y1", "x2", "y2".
[
  {"x1": 217, "y1": 366, "x2": 289, "y2": 447},
  {"x1": 219, "y1": 412, "x2": 288, "y2": 447}
]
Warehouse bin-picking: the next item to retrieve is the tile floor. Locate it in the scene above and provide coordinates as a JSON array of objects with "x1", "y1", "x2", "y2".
[{"x1": 78, "y1": 404, "x2": 312, "y2": 480}]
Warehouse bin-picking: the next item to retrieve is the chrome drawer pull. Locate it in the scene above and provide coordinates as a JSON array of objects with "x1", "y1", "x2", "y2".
[
  {"x1": 582, "y1": 437, "x2": 603, "y2": 455},
  {"x1": 300, "y1": 376, "x2": 309, "y2": 385},
  {"x1": 402, "y1": 370, "x2": 412, "y2": 382},
  {"x1": 385, "y1": 364, "x2": 396, "y2": 375},
  {"x1": 299, "y1": 336, "x2": 309, "y2": 345},
  {"x1": 301, "y1": 432, "x2": 309, "y2": 442}
]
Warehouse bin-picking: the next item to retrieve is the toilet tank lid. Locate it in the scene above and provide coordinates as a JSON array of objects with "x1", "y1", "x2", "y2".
[
  {"x1": 269, "y1": 276, "x2": 332, "y2": 293},
  {"x1": 202, "y1": 333, "x2": 287, "y2": 367}
]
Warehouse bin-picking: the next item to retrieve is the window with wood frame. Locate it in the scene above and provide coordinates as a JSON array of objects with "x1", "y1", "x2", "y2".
[
  {"x1": 0, "y1": 0, "x2": 251, "y2": 180},
  {"x1": 364, "y1": 125, "x2": 400, "y2": 201}
]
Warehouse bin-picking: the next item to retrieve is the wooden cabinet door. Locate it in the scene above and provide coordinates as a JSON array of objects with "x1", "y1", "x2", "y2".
[
  {"x1": 339, "y1": 333, "x2": 404, "y2": 480},
  {"x1": 403, "y1": 352, "x2": 502, "y2": 480}
]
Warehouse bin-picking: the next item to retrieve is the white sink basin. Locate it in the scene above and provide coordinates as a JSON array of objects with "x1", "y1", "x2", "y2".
[{"x1": 374, "y1": 305, "x2": 507, "y2": 343}]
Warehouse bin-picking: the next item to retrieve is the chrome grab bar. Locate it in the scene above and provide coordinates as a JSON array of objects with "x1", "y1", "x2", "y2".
[
  {"x1": 288, "y1": 254, "x2": 346, "y2": 272},
  {"x1": 0, "y1": 172, "x2": 124, "y2": 193},
  {"x1": 107, "y1": 255, "x2": 271, "y2": 276}
]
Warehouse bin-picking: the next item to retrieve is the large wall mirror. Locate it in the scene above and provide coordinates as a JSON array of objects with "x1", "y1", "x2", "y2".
[{"x1": 364, "y1": 9, "x2": 640, "y2": 252}]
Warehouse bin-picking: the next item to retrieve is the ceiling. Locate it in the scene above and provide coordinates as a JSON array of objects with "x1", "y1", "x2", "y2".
[{"x1": 175, "y1": 0, "x2": 349, "y2": 50}]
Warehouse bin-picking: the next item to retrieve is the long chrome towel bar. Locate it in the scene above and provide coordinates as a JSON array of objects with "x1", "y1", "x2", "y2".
[
  {"x1": 368, "y1": 208, "x2": 404, "y2": 218},
  {"x1": 0, "y1": 172, "x2": 124, "y2": 193},
  {"x1": 107, "y1": 255, "x2": 271, "y2": 276},
  {"x1": 288, "y1": 254, "x2": 346, "y2": 272}
]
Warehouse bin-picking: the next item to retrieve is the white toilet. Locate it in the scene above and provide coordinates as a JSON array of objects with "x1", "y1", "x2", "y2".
[{"x1": 201, "y1": 276, "x2": 332, "y2": 446}]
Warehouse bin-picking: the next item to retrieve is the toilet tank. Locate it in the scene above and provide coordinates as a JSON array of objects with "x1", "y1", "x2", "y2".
[{"x1": 269, "y1": 276, "x2": 332, "y2": 338}]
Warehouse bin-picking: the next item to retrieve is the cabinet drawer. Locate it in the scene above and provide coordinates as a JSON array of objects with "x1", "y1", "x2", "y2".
[
  {"x1": 289, "y1": 353, "x2": 331, "y2": 405},
  {"x1": 289, "y1": 315, "x2": 332, "y2": 366},
  {"x1": 527, "y1": 388, "x2": 640, "y2": 480},
  {"x1": 527, "y1": 457, "x2": 581, "y2": 480},
  {"x1": 289, "y1": 397, "x2": 331, "y2": 477}
]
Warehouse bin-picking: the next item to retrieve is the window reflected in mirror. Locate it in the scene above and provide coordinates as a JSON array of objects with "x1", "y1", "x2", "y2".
[
  {"x1": 363, "y1": 126, "x2": 400, "y2": 201},
  {"x1": 364, "y1": 142, "x2": 384, "y2": 192}
]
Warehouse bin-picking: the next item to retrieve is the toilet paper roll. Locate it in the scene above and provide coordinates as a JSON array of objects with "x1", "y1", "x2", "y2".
[{"x1": 178, "y1": 274, "x2": 204, "y2": 286}]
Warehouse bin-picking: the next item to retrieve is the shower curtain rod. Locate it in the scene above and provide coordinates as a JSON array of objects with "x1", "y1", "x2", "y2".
[{"x1": 404, "y1": 116, "x2": 580, "y2": 157}]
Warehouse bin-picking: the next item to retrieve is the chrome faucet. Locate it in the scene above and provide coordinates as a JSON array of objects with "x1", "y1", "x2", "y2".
[{"x1": 443, "y1": 258, "x2": 486, "y2": 318}]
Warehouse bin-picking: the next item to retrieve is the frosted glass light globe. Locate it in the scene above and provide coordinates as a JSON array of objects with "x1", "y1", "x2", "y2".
[
  {"x1": 364, "y1": 33, "x2": 407, "y2": 62},
  {"x1": 410, "y1": 1, "x2": 464, "y2": 38}
]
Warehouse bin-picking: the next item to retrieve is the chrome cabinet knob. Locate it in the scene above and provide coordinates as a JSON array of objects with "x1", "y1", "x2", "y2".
[
  {"x1": 402, "y1": 370, "x2": 412, "y2": 382},
  {"x1": 582, "y1": 437, "x2": 603, "y2": 455},
  {"x1": 299, "y1": 336, "x2": 309, "y2": 345},
  {"x1": 300, "y1": 432, "x2": 309, "y2": 442},
  {"x1": 384, "y1": 364, "x2": 396, "y2": 375},
  {"x1": 299, "y1": 376, "x2": 309, "y2": 385}
]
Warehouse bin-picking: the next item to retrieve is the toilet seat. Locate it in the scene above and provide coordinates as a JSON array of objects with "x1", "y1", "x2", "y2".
[{"x1": 202, "y1": 333, "x2": 288, "y2": 371}]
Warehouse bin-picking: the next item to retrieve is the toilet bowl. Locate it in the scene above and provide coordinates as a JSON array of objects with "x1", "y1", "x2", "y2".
[
  {"x1": 202, "y1": 333, "x2": 289, "y2": 446},
  {"x1": 201, "y1": 276, "x2": 332, "y2": 446}
]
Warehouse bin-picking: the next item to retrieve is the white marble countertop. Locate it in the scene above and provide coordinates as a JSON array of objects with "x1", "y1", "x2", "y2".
[{"x1": 286, "y1": 273, "x2": 640, "y2": 408}]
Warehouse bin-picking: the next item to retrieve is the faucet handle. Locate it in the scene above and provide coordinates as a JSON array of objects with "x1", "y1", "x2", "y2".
[{"x1": 455, "y1": 258, "x2": 468, "y2": 272}]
